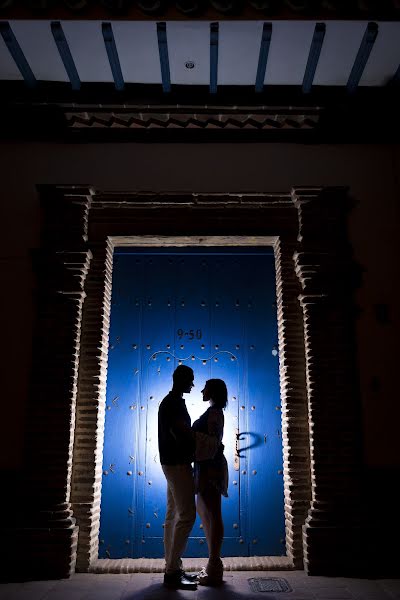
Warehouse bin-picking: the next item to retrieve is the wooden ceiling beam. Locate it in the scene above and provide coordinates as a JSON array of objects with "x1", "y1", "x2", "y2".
[
  {"x1": 255, "y1": 22, "x2": 272, "y2": 93},
  {"x1": 157, "y1": 22, "x2": 171, "y2": 93},
  {"x1": 302, "y1": 22, "x2": 325, "y2": 94},
  {"x1": 1, "y1": 80, "x2": 398, "y2": 107},
  {"x1": 102, "y1": 22, "x2": 125, "y2": 91},
  {"x1": 210, "y1": 22, "x2": 219, "y2": 94},
  {"x1": 51, "y1": 21, "x2": 81, "y2": 91},
  {"x1": 347, "y1": 21, "x2": 378, "y2": 94},
  {"x1": 0, "y1": 21, "x2": 36, "y2": 87},
  {"x1": 392, "y1": 63, "x2": 400, "y2": 84}
]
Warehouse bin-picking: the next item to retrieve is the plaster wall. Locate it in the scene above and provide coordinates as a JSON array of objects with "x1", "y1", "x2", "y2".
[{"x1": 0, "y1": 141, "x2": 399, "y2": 474}]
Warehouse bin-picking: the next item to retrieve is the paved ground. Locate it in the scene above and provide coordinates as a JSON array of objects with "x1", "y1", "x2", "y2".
[{"x1": 1, "y1": 571, "x2": 399, "y2": 600}]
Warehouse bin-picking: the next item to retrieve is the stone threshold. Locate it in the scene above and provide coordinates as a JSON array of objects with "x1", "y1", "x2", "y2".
[{"x1": 89, "y1": 556, "x2": 294, "y2": 574}]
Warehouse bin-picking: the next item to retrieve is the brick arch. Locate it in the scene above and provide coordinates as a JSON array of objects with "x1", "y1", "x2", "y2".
[{"x1": 18, "y1": 186, "x2": 361, "y2": 579}]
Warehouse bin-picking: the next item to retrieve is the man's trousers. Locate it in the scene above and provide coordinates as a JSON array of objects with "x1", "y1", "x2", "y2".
[{"x1": 162, "y1": 463, "x2": 196, "y2": 574}]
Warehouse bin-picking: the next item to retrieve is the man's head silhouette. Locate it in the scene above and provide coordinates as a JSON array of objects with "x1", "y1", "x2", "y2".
[{"x1": 172, "y1": 365, "x2": 194, "y2": 395}]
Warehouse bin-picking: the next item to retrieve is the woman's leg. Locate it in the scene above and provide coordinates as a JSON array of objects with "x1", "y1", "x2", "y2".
[
  {"x1": 203, "y1": 487, "x2": 224, "y2": 565},
  {"x1": 196, "y1": 493, "x2": 211, "y2": 552}
]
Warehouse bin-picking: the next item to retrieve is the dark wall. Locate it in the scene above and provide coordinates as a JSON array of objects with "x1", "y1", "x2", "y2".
[{"x1": 1, "y1": 142, "x2": 399, "y2": 475}]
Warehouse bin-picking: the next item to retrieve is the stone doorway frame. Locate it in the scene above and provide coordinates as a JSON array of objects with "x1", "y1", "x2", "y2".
[{"x1": 21, "y1": 186, "x2": 361, "y2": 579}]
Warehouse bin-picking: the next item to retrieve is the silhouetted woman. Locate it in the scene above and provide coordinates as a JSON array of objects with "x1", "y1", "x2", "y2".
[{"x1": 192, "y1": 378, "x2": 228, "y2": 586}]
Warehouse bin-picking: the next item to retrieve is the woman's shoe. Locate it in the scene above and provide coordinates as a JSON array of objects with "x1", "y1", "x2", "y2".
[
  {"x1": 198, "y1": 560, "x2": 223, "y2": 586},
  {"x1": 179, "y1": 569, "x2": 201, "y2": 582},
  {"x1": 198, "y1": 571, "x2": 223, "y2": 586}
]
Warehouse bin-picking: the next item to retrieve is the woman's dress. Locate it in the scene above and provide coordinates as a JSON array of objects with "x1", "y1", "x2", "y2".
[{"x1": 192, "y1": 406, "x2": 229, "y2": 497}]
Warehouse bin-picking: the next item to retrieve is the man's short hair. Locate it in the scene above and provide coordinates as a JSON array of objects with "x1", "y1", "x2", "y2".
[{"x1": 173, "y1": 365, "x2": 194, "y2": 385}]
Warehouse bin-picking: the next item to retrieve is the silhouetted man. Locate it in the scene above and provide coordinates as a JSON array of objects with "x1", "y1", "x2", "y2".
[{"x1": 158, "y1": 365, "x2": 198, "y2": 590}]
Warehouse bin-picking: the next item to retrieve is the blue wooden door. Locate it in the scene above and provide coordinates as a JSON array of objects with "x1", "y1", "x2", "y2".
[{"x1": 99, "y1": 248, "x2": 285, "y2": 559}]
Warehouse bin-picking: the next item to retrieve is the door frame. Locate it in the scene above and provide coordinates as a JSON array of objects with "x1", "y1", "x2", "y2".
[{"x1": 26, "y1": 186, "x2": 361, "y2": 576}]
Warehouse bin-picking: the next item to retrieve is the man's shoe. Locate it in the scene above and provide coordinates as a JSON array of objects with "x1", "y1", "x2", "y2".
[{"x1": 163, "y1": 571, "x2": 198, "y2": 590}]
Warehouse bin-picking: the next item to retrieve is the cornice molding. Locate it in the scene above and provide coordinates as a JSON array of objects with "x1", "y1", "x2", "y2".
[
  {"x1": 65, "y1": 108, "x2": 319, "y2": 130},
  {"x1": 1, "y1": 84, "x2": 399, "y2": 141}
]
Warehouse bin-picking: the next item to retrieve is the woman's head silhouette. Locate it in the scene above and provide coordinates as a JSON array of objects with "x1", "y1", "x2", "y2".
[{"x1": 202, "y1": 378, "x2": 228, "y2": 409}]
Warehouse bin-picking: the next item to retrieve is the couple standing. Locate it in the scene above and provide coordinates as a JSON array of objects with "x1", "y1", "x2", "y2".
[{"x1": 158, "y1": 364, "x2": 229, "y2": 590}]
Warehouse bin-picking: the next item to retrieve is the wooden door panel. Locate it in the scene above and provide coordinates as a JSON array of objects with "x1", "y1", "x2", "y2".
[{"x1": 99, "y1": 249, "x2": 285, "y2": 559}]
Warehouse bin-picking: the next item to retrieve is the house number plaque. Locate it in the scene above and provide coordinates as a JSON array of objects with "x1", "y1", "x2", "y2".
[{"x1": 177, "y1": 329, "x2": 202, "y2": 340}]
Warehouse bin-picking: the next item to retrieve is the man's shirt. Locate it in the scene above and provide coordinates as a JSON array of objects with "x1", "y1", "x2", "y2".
[{"x1": 158, "y1": 391, "x2": 195, "y2": 465}]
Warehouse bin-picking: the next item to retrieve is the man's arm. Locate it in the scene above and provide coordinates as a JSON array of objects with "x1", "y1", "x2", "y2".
[{"x1": 170, "y1": 417, "x2": 196, "y2": 456}]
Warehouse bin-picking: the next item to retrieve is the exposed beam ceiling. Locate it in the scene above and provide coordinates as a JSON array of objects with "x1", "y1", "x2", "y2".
[{"x1": 1, "y1": 19, "x2": 399, "y2": 91}]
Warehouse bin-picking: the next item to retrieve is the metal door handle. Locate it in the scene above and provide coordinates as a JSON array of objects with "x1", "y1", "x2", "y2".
[{"x1": 234, "y1": 428, "x2": 242, "y2": 471}]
